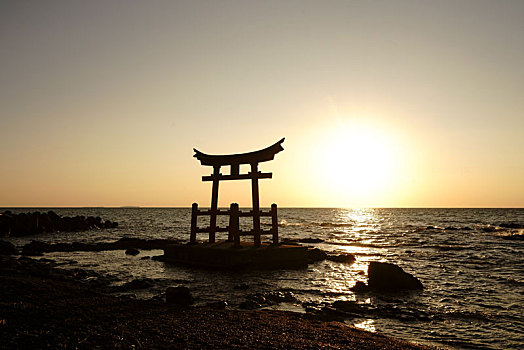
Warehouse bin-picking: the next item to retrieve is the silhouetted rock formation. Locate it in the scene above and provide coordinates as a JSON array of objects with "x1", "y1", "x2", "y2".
[
  {"x1": 0, "y1": 211, "x2": 118, "y2": 237},
  {"x1": 166, "y1": 286, "x2": 193, "y2": 305},
  {"x1": 0, "y1": 240, "x2": 17, "y2": 255},
  {"x1": 350, "y1": 281, "x2": 369, "y2": 292},
  {"x1": 326, "y1": 253, "x2": 356, "y2": 264},
  {"x1": 21, "y1": 238, "x2": 180, "y2": 256},
  {"x1": 125, "y1": 248, "x2": 140, "y2": 255},
  {"x1": 368, "y1": 262, "x2": 423, "y2": 292},
  {"x1": 306, "y1": 248, "x2": 328, "y2": 263}
]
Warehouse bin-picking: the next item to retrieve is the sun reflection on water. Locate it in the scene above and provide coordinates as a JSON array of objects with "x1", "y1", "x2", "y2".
[{"x1": 352, "y1": 319, "x2": 376, "y2": 332}]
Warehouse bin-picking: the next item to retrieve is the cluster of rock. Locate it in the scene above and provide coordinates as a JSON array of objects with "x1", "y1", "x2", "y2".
[
  {"x1": 0, "y1": 240, "x2": 17, "y2": 255},
  {"x1": 0, "y1": 211, "x2": 118, "y2": 237},
  {"x1": 239, "y1": 291, "x2": 297, "y2": 310},
  {"x1": 306, "y1": 248, "x2": 355, "y2": 264},
  {"x1": 20, "y1": 237, "x2": 179, "y2": 256},
  {"x1": 350, "y1": 262, "x2": 424, "y2": 293},
  {"x1": 307, "y1": 299, "x2": 433, "y2": 323}
]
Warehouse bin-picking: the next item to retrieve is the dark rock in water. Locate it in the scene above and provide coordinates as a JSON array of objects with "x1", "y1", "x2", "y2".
[
  {"x1": 499, "y1": 223, "x2": 524, "y2": 229},
  {"x1": 332, "y1": 300, "x2": 362, "y2": 314},
  {"x1": 0, "y1": 240, "x2": 17, "y2": 255},
  {"x1": 233, "y1": 283, "x2": 249, "y2": 290},
  {"x1": 248, "y1": 293, "x2": 267, "y2": 305},
  {"x1": 502, "y1": 234, "x2": 524, "y2": 241},
  {"x1": 298, "y1": 238, "x2": 324, "y2": 244},
  {"x1": 22, "y1": 240, "x2": 49, "y2": 256},
  {"x1": 205, "y1": 300, "x2": 228, "y2": 309},
  {"x1": 306, "y1": 248, "x2": 328, "y2": 263},
  {"x1": 327, "y1": 253, "x2": 355, "y2": 264},
  {"x1": 350, "y1": 281, "x2": 370, "y2": 293},
  {"x1": 121, "y1": 278, "x2": 155, "y2": 290},
  {"x1": 368, "y1": 262, "x2": 423, "y2": 292},
  {"x1": 265, "y1": 291, "x2": 296, "y2": 304},
  {"x1": 315, "y1": 306, "x2": 348, "y2": 322},
  {"x1": 125, "y1": 248, "x2": 140, "y2": 255},
  {"x1": 239, "y1": 300, "x2": 262, "y2": 310},
  {"x1": 166, "y1": 286, "x2": 193, "y2": 305},
  {"x1": 0, "y1": 210, "x2": 118, "y2": 237},
  {"x1": 280, "y1": 238, "x2": 300, "y2": 246}
]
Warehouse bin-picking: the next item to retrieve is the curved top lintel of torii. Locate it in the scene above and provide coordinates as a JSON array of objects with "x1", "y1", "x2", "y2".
[{"x1": 193, "y1": 138, "x2": 285, "y2": 167}]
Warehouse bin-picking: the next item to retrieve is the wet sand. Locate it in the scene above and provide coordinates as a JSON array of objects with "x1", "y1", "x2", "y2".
[{"x1": 0, "y1": 256, "x2": 434, "y2": 349}]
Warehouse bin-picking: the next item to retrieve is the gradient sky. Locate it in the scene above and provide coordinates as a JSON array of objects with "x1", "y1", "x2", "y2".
[{"x1": 1, "y1": 0, "x2": 523, "y2": 208}]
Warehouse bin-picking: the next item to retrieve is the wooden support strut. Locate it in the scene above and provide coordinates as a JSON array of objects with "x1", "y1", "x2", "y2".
[
  {"x1": 271, "y1": 203, "x2": 278, "y2": 245},
  {"x1": 209, "y1": 165, "x2": 220, "y2": 243},
  {"x1": 251, "y1": 162, "x2": 261, "y2": 246},
  {"x1": 190, "y1": 203, "x2": 198, "y2": 243},
  {"x1": 229, "y1": 203, "x2": 240, "y2": 247}
]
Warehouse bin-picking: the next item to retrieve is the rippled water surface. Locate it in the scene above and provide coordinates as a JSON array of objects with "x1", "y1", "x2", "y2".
[{"x1": 5, "y1": 208, "x2": 524, "y2": 349}]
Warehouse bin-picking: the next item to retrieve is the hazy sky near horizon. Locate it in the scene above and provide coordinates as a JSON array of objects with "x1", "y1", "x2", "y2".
[{"x1": 1, "y1": 0, "x2": 523, "y2": 208}]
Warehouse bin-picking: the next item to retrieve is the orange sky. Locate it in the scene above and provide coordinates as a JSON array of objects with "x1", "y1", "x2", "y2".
[{"x1": 1, "y1": 1, "x2": 523, "y2": 208}]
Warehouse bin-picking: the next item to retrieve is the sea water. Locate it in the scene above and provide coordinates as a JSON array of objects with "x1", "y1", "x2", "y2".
[{"x1": 5, "y1": 208, "x2": 524, "y2": 349}]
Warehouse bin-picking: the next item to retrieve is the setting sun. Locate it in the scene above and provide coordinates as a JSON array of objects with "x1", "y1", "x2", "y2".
[{"x1": 304, "y1": 118, "x2": 402, "y2": 207}]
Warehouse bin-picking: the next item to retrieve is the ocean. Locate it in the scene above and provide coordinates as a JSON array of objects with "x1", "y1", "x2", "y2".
[{"x1": 4, "y1": 208, "x2": 524, "y2": 349}]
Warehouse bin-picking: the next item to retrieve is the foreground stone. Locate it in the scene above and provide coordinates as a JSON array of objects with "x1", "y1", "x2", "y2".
[
  {"x1": 21, "y1": 237, "x2": 180, "y2": 256},
  {"x1": 0, "y1": 240, "x2": 17, "y2": 255},
  {"x1": 166, "y1": 286, "x2": 194, "y2": 305},
  {"x1": 368, "y1": 262, "x2": 423, "y2": 292}
]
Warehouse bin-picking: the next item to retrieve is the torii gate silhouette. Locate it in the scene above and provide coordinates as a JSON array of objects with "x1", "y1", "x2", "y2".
[{"x1": 192, "y1": 138, "x2": 285, "y2": 246}]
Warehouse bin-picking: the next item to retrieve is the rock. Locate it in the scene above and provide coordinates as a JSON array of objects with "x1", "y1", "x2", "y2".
[
  {"x1": 306, "y1": 248, "x2": 328, "y2": 263},
  {"x1": 316, "y1": 306, "x2": 347, "y2": 322},
  {"x1": 280, "y1": 238, "x2": 300, "y2": 246},
  {"x1": 368, "y1": 262, "x2": 423, "y2": 292},
  {"x1": 499, "y1": 223, "x2": 524, "y2": 229},
  {"x1": 327, "y1": 253, "x2": 355, "y2": 264},
  {"x1": 502, "y1": 234, "x2": 524, "y2": 241},
  {"x1": 205, "y1": 300, "x2": 228, "y2": 309},
  {"x1": 0, "y1": 240, "x2": 17, "y2": 255},
  {"x1": 248, "y1": 293, "x2": 267, "y2": 305},
  {"x1": 121, "y1": 278, "x2": 154, "y2": 290},
  {"x1": 125, "y1": 248, "x2": 140, "y2": 255},
  {"x1": 22, "y1": 241, "x2": 50, "y2": 256},
  {"x1": 332, "y1": 300, "x2": 361, "y2": 313},
  {"x1": 265, "y1": 291, "x2": 296, "y2": 303},
  {"x1": 239, "y1": 300, "x2": 262, "y2": 310},
  {"x1": 166, "y1": 286, "x2": 193, "y2": 305},
  {"x1": 233, "y1": 283, "x2": 249, "y2": 290},
  {"x1": 350, "y1": 281, "x2": 370, "y2": 293}
]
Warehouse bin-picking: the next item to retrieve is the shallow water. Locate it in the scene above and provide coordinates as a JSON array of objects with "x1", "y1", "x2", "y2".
[{"x1": 5, "y1": 208, "x2": 524, "y2": 349}]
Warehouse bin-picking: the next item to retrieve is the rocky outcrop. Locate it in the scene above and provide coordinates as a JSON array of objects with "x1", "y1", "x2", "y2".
[
  {"x1": 0, "y1": 240, "x2": 17, "y2": 255},
  {"x1": 125, "y1": 248, "x2": 140, "y2": 256},
  {"x1": 21, "y1": 238, "x2": 180, "y2": 256},
  {"x1": 368, "y1": 262, "x2": 423, "y2": 292},
  {"x1": 0, "y1": 210, "x2": 118, "y2": 237},
  {"x1": 306, "y1": 248, "x2": 328, "y2": 263},
  {"x1": 166, "y1": 286, "x2": 193, "y2": 305},
  {"x1": 326, "y1": 253, "x2": 355, "y2": 264}
]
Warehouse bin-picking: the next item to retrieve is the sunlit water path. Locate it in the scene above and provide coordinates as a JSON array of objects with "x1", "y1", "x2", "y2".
[{"x1": 5, "y1": 208, "x2": 524, "y2": 350}]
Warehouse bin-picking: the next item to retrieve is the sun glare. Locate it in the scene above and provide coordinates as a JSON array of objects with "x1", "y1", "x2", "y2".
[{"x1": 314, "y1": 120, "x2": 399, "y2": 205}]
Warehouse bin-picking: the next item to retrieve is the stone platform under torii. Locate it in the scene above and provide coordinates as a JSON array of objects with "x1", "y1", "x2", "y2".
[{"x1": 161, "y1": 241, "x2": 309, "y2": 270}]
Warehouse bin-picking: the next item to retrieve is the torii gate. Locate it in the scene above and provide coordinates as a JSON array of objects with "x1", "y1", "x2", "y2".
[{"x1": 192, "y1": 138, "x2": 284, "y2": 246}]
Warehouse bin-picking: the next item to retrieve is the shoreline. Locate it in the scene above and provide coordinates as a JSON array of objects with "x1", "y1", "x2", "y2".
[{"x1": 0, "y1": 255, "x2": 434, "y2": 349}]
